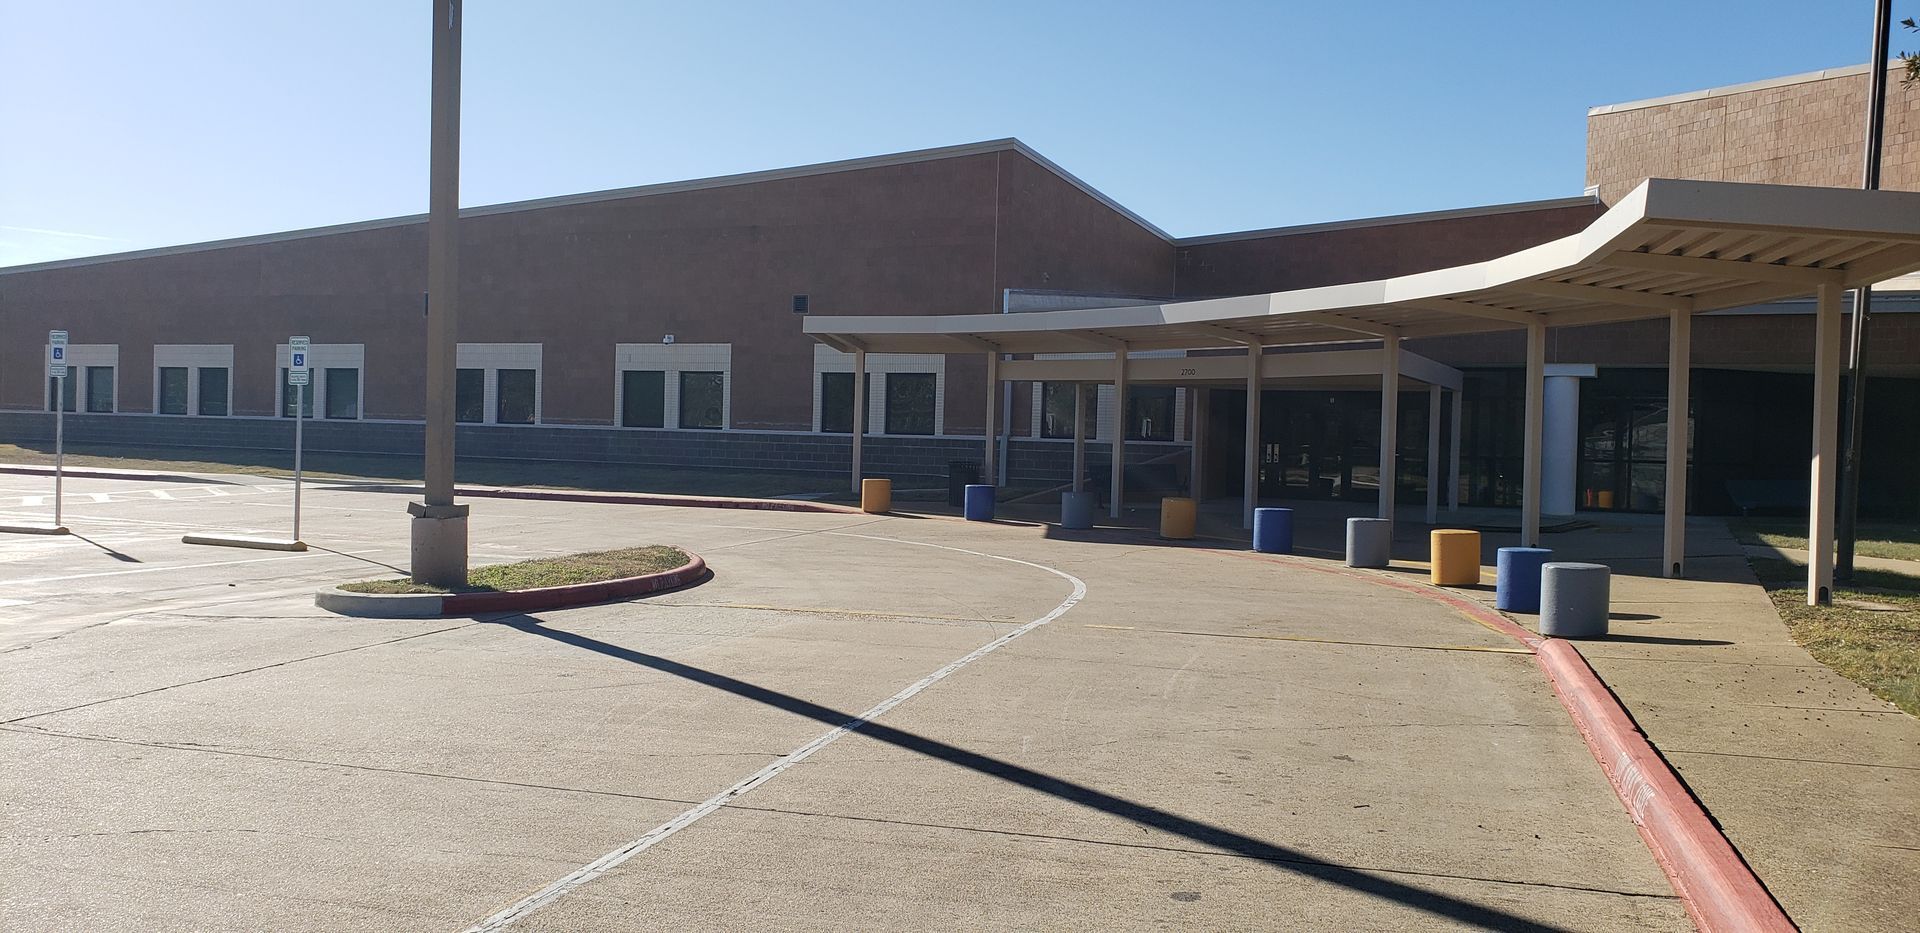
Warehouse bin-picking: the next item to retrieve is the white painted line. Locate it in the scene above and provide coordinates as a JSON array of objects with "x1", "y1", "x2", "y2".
[
  {"x1": 465, "y1": 533, "x2": 1086, "y2": 931},
  {"x1": 7, "y1": 549, "x2": 381, "y2": 586},
  {"x1": 148, "y1": 489, "x2": 175, "y2": 500},
  {"x1": 87, "y1": 493, "x2": 113, "y2": 503}
]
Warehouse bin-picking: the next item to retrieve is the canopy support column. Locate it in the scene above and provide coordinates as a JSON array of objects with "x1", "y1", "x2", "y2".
[
  {"x1": 850, "y1": 349, "x2": 866, "y2": 494},
  {"x1": 1522, "y1": 321, "x2": 1545, "y2": 547},
  {"x1": 1111, "y1": 348, "x2": 1128, "y2": 519},
  {"x1": 1072, "y1": 382, "x2": 1087, "y2": 493},
  {"x1": 1425, "y1": 384, "x2": 1441, "y2": 525},
  {"x1": 1190, "y1": 388, "x2": 1206, "y2": 499},
  {"x1": 1663, "y1": 310, "x2": 1691, "y2": 578},
  {"x1": 982, "y1": 350, "x2": 999, "y2": 487},
  {"x1": 1808, "y1": 282, "x2": 1845, "y2": 605},
  {"x1": 1243, "y1": 344, "x2": 1260, "y2": 529},
  {"x1": 1447, "y1": 388, "x2": 1462, "y2": 513},
  {"x1": 1378, "y1": 333, "x2": 1400, "y2": 524}
]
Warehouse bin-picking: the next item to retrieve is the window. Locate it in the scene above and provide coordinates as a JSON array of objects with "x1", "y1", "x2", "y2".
[
  {"x1": 885, "y1": 372, "x2": 937, "y2": 436},
  {"x1": 158, "y1": 367, "x2": 190, "y2": 414},
  {"x1": 47, "y1": 375, "x2": 76, "y2": 412},
  {"x1": 197, "y1": 367, "x2": 229, "y2": 416},
  {"x1": 496, "y1": 369, "x2": 536, "y2": 424},
  {"x1": 1040, "y1": 382, "x2": 1097, "y2": 439},
  {"x1": 792, "y1": 294, "x2": 809, "y2": 314},
  {"x1": 85, "y1": 366, "x2": 115, "y2": 413},
  {"x1": 679, "y1": 371, "x2": 725, "y2": 429},
  {"x1": 1127, "y1": 386, "x2": 1175, "y2": 441},
  {"x1": 819, "y1": 372, "x2": 870, "y2": 433},
  {"x1": 455, "y1": 368, "x2": 485, "y2": 424},
  {"x1": 621, "y1": 370, "x2": 665, "y2": 428},
  {"x1": 280, "y1": 369, "x2": 315, "y2": 418},
  {"x1": 324, "y1": 367, "x2": 360, "y2": 420}
]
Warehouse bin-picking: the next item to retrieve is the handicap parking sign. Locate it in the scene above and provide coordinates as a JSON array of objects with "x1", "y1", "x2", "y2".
[
  {"x1": 291, "y1": 351, "x2": 306, "y2": 368},
  {"x1": 51, "y1": 347, "x2": 64, "y2": 361}
]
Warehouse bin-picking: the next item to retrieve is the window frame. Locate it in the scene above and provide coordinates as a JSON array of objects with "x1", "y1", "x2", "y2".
[{"x1": 678, "y1": 370, "x2": 726, "y2": 430}]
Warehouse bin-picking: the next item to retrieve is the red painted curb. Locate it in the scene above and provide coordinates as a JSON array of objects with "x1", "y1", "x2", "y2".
[
  {"x1": 1218, "y1": 549, "x2": 1794, "y2": 933},
  {"x1": 441, "y1": 552, "x2": 709, "y2": 615},
  {"x1": 453, "y1": 486, "x2": 861, "y2": 515}
]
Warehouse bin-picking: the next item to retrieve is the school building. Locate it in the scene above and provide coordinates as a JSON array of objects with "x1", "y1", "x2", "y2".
[{"x1": 3, "y1": 62, "x2": 1917, "y2": 522}]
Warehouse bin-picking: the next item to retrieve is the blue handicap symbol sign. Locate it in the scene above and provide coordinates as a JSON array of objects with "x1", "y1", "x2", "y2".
[
  {"x1": 51, "y1": 347, "x2": 64, "y2": 360},
  {"x1": 292, "y1": 352, "x2": 306, "y2": 367}
]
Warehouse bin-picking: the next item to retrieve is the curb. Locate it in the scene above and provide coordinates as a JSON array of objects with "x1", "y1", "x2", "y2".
[
  {"x1": 0, "y1": 463, "x2": 227, "y2": 485},
  {"x1": 1222, "y1": 549, "x2": 1794, "y2": 933},
  {"x1": 316, "y1": 552, "x2": 709, "y2": 618}
]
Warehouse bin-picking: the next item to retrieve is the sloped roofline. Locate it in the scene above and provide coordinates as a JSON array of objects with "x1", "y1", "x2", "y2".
[{"x1": 0, "y1": 138, "x2": 1171, "y2": 276}]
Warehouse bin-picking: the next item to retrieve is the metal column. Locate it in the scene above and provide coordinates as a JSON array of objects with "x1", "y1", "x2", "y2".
[
  {"x1": 1521, "y1": 321, "x2": 1546, "y2": 547},
  {"x1": 1447, "y1": 387, "x2": 1462, "y2": 513},
  {"x1": 1425, "y1": 384, "x2": 1441, "y2": 525},
  {"x1": 1111, "y1": 348, "x2": 1128, "y2": 518},
  {"x1": 982, "y1": 351, "x2": 999, "y2": 486},
  {"x1": 850, "y1": 349, "x2": 865, "y2": 493},
  {"x1": 1242, "y1": 344, "x2": 1260, "y2": 529},
  {"x1": 1072, "y1": 382, "x2": 1087, "y2": 492},
  {"x1": 1378, "y1": 335, "x2": 1400, "y2": 524},
  {"x1": 1663, "y1": 309, "x2": 1691, "y2": 578},
  {"x1": 1809, "y1": 282, "x2": 1845, "y2": 605}
]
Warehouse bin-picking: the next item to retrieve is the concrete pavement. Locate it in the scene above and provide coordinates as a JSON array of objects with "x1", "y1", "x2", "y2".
[{"x1": 1, "y1": 473, "x2": 1686, "y2": 930}]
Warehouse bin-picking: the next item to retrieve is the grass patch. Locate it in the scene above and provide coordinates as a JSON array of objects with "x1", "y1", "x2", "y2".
[
  {"x1": 1729, "y1": 517, "x2": 1920, "y2": 563},
  {"x1": 0, "y1": 442, "x2": 855, "y2": 499},
  {"x1": 1748, "y1": 557, "x2": 1920, "y2": 716},
  {"x1": 339, "y1": 546, "x2": 690, "y2": 595}
]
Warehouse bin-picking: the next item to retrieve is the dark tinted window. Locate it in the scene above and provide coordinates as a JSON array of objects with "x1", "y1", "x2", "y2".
[
  {"x1": 819, "y1": 371, "x2": 870, "y2": 433},
  {"x1": 621, "y1": 370, "x2": 665, "y2": 428},
  {"x1": 456, "y1": 368, "x2": 485, "y2": 423},
  {"x1": 1040, "y1": 382, "x2": 1096, "y2": 439},
  {"x1": 679, "y1": 371, "x2": 725, "y2": 429},
  {"x1": 85, "y1": 366, "x2": 115, "y2": 413},
  {"x1": 48, "y1": 375, "x2": 76, "y2": 412},
  {"x1": 885, "y1": 372, "x2": 936, "y2": 436},
  {"x1": 158, "y1": 367, "x2": 189, "y2": 414},
  {"x1": 1127, "y1": 386, "x2": 1175, "y2": 441},
  {"x1": 324, "y1": 368, "x2": 359, "y2": 419},
  {"x1": 197, "y1": 367, "x2": 229, "y2": 416},
  {"x1": 496, "y1": 369, "x2": 536, "y2": 424}
]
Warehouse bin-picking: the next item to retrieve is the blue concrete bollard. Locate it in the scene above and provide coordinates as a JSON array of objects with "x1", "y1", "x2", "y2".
[
  {"x1": 1495, "y1": 547, "x2": 1554, "y2": 612},
  {"x1": 1060, "y1": 491, "x2": 1096, "y2": 530},
  {"x1": 1541, "y1": 562, "x2": 1610, "y2": 637},
  {"x1": 963, "y1": 484, "x2": 996, "y2": 522},
  {"x1": 1346, "y1": 518, "x2": 1391, "y2": 568},
  {"x1": 1253, "y1": 508, "x2": 1294, "y2": 554}
]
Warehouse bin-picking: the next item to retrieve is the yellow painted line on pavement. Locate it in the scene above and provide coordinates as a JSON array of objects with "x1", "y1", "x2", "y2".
[{"x1": 1083, "y1": 623, "x2": 1528, "y2": 655}]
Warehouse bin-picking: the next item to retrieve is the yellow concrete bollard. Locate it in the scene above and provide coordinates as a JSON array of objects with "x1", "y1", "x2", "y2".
[
  {"x1": 1160, "y1": 497, "x2": 1197, "y2": 540},
  {"x1": 860, "y1": 478, "x2": 892, "y2": 514},
  {"x1": 1430, "y1": 529, "x2": 1483, "y2": 586}
]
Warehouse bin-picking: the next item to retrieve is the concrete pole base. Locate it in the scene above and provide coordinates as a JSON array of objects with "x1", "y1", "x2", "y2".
[{"x1": 408, "y1": 502, "x2": 471, "y2": 588}]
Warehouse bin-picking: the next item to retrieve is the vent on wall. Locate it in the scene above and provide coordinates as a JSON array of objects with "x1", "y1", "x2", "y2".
[{"x1": 792, "y1": 294, "x2": 809, "y2": 314}]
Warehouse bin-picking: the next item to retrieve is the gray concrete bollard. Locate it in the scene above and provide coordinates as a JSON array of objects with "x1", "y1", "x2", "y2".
[
  {"x1": 1540, "y1": 562, "x2": 1610, "y2": 638},
  {"x1": 1346, "y1": 518, "x2": 1391, "y2": 568},
  {"x1": 1060, "y1": 491, "x2": 1096, "y2": 530}
]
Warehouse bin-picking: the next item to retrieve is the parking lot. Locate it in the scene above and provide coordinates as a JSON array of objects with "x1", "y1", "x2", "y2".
[{"x1": 0, "y1": 472, "x2": 1688, "y2": 931}]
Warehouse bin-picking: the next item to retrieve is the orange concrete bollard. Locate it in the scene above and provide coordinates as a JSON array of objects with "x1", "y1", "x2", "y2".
[
  {"x1": 1160, "y1": 497, "x2": 1197, "y2": 540},
  {"x1": 860, "y1": 478, "x2": 892, "y2": 514},
  {"x1": 1430, "y1": 529, "x2": 1482, "y2": 586}
]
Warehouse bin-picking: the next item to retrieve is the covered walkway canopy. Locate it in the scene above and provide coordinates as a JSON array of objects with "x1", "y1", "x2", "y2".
[{"x1": 806, "y1": 179, "x2": 1920, "y2": 604}]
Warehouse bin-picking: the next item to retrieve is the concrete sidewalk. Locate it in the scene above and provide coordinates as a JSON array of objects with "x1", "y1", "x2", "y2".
[{"x1": 973, "y1": 495, "x2": 1917, "y2": 933}]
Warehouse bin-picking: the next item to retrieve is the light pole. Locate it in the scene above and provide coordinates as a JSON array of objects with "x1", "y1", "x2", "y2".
[
  {"x1": 1837, "y1": 0, "x2": 1892, "y2": 582},
  {"x1": 409, "y1": 0, "x2": 469, "y2": 586}
]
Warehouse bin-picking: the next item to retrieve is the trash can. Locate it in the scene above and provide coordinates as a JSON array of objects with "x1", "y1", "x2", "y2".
[
  {"x1": 860, "y1": 478, "x2": 892, "y2": 515},
  {"x1": 1252, "y1": 508, "x2": 1293, "y2": 554},
  {"x1": 948, "y1": 460, "x2": 980, "y2": 507},
  {"x1": 963, "y1": 484, "x2": 996, "y2": 522}
]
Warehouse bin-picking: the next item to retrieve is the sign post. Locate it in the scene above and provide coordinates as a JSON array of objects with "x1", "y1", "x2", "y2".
[
  {"x1": 289, "y1": 337, "x2": 310, "y2": 543},
  {"x1": 49, "y1": 330, "x2": 67, "y2": 531}
]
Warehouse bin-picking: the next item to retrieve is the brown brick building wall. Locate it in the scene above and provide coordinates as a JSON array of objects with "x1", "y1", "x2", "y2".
[{"x1": 1587, "y1": 64, "x2": 1920, "y2": 204}]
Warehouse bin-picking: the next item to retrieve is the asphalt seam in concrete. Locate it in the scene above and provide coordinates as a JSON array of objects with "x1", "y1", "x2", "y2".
[
  {"x1": 0, "y1": 620, "x2": 480, "y2": 725},
  {"x1": 714, "y1": 804, "x2": 1684, "y2": 900},
  {"x1": 462, "y1": 532, "x2": 1088, "y2": 932}
]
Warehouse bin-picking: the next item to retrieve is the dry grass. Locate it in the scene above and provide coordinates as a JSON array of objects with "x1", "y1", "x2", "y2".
[
  {"x1": 1749, "y1": 558, "x2": 1920, "y2": 717},
  {"x1": 1730, "y1": 517, "x2": 1920, "y2": 563},
  {"x1": 340, "y1": 546, "x2": 689, "y2": 595}
]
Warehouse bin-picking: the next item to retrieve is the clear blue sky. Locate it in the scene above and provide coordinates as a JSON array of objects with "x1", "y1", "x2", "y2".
[{"x1": 0, "y1": 1, "x2": 1896, "y2": 267}]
